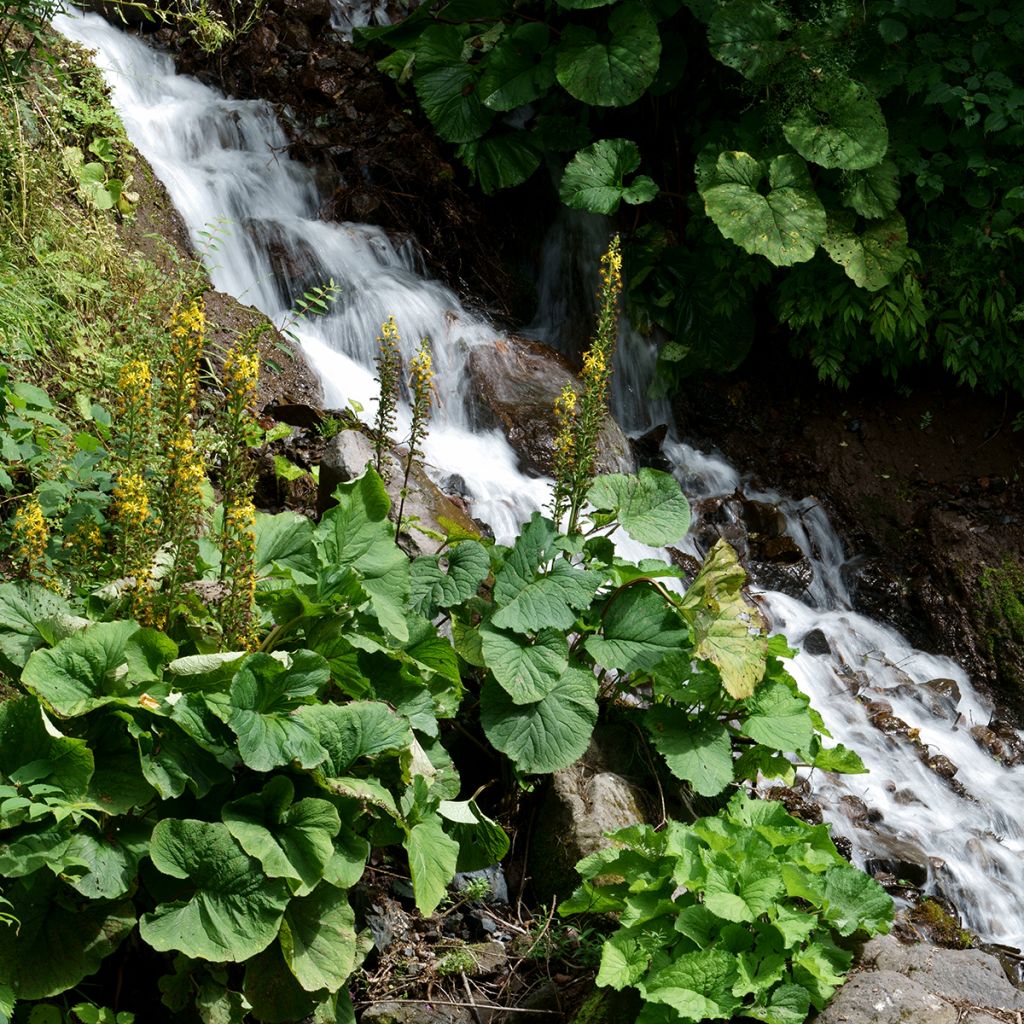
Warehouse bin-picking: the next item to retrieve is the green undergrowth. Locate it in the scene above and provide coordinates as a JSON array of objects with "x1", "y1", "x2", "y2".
[{"x1": 0, "y1": 16, "x2": 892, "y2": 1024}]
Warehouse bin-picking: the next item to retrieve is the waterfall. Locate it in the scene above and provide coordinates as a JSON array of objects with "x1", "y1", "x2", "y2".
[{"x1": 55, "y1": 8, "x2": 1024, "y2": 950}]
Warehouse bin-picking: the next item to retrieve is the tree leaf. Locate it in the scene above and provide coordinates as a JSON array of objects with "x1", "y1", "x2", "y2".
[
  {"x1": 640, "y1": 948, "x2": 742, "y2": 1020},
  {"x1": 480, "y1": 665, "x2": 598, "y2": 774},
  {"x1": 21, "y1": 620, "x2": 157, "y2": 718},
  {"x1": 406, "y1": 816, "x2": 460, "y2": 915},
  {"x1": 708, "y1": 0, "x2": 791, "y2": 81},
  {"x1": 223, "y1": 776, "x2": 341, "y2": 895},
  {"x1": 559, "y1": 138, "x2": 659, "y2": 215},
  {"x1": 740, "y1": 680, "x2": 814, "y2": 753},
  {"x1": 0, "y1": 873, "x2": 134, "y2": 1000},
  {"x1": 491, "y1": 513, "x2": 603, "y2": 634},
  {"x1": 480, "y1": 623, "x2": 568, "y2": 704},
  {"x1": 458, "y1": 133, "x2": 542, "y2": 194},
  {"x1": 645, "y1": 708, "x2": 733, "y2": 796},
  {"x1": 0, "y1": 582, "x2": 72, "y2": 672},
  {"x1": 587, "y1": 468, "x2": 691, "y2": 545},
  {"x1": 700, "y1": 151, "x2": 826, "y2": 267},
  {"x1": 822, "y1": 210, "x2": 909, "y2": 291},
  {"x1": 316, "y1": 470, "x2": 411, "y2": 640},
  {"x1": 141, "y1": 819, "x2": 291, "y2": 962},
  {"x1": 415, "y1": 63, "x2": 494, "y2": 143},
  {"x1": 783, "y1": 79, "x2": 888, "y2": 171},
  {"x1": 555, "y1": 2, "x2": 661, "y2": 107},
  {"x1": 840, "y1": 159, "x2": 900, "y2": 218},
  {"x1": 585, "y1": 586, "x2": 688, "y2": 672},
  {"x1": 279, "y1": 882, "x2": 360, "y2": 992},
  {"x1": 225, "y1": 652, "x2": 329, "y2": 772},
  {"x1": 479, "y1": 23, "x2": 555, "y2": 110},
  {"x1": 680, "y1": 540, "x2": 767, "y2": 699}
]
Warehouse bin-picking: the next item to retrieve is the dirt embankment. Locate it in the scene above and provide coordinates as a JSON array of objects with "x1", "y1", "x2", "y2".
[{"x1": 675, "y1": 351, "x2": 1024, "y2": 717}]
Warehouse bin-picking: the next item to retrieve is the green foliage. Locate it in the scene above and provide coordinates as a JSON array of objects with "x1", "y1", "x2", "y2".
[
  {"x1": 0, "y1": 472, "x2": 509, "y2": 1019},
  {"x1": 360, "y1": 0, "x2": 1024, "y2": 396},
  {"x1": 561, "y1": 792, "x2": 893, "y2": 1024}
]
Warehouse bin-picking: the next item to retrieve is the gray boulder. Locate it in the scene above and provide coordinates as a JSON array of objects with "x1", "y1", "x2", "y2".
[{"x1": 466, "y1": 337, "x2": 634, "y2": 479}]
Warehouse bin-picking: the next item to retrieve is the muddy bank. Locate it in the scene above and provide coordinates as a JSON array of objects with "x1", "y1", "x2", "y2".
[{"x1": 674, "y1": 350, "x2": 1024, "y2": 717}]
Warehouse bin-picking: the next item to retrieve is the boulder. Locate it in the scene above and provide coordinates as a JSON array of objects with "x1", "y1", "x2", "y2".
[
  {"x1": 317, "y1": 429, "x2": 480, "y2": 556},
  {"x1": 815, "y1": 969, "x2": 957, "y2": 1024},
  {"x1": 529, "y1": 726, "x2": 654, "y2": 901},
  {"x1": 863, "y1": 935, "x2": 1024, "y2": 1009},
  {"x1": 466, "y1": 337, "x2": 634, "y2": 479}
]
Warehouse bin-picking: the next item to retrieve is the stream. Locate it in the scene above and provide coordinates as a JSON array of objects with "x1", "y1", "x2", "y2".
[{"x1": 55, "y1": 7, "x2": 1024, "y2": 952}]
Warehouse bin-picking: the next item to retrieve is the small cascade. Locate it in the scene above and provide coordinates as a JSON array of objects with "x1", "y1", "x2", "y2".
[{"x1": 55, "y1": 7, "x2": 1024, "y2": 950}]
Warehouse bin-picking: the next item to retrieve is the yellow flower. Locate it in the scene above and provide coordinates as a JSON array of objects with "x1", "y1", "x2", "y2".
[{"x1": 12, "y1": 495, "x2": 49, "y2": 570}]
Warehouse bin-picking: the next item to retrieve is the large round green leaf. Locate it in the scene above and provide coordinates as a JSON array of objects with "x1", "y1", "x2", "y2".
[
  {"x1": 480, "y1": 623, "x2": 568, "y2": 704},
  {"x1": 700, "y1": 151, "x2": 826, "y2": 266},
  {"x1": 479, "y1": 664, "x2": 598, "y2": 774},
  {"x1": 584, "y1": 586, "x2": 689, "y2": 673},
  {"x1": 225, "y1": 651, "x2": 329, "y2": 773},
  {"x1": 783, "y1": 80, "x2": 888, "y2": 170},
  {"x1": 559, "y1": 138, "x2": 659, "y2": 215},
  {"x1": 64, "y1": 821, "x2": 151, "y2": 900},
  {"x1": 708, "y1": 0, "x2": 791, "y2": 81},
  {"x1": 223, "y1": 776, "x2": 340, "y2": 896},
  {"x1": 587, "y1": 468, "x2": 691, "y2": 545},
  {"x1": 555, "y1": 2, "x2": 661, "y2": 107},
  {"x1": 0, "y1": 873, "x2": 134, "y2": 999},
  {"x1": 479, "y1": 23, "x2": 555, "y2": 110},
  {"x1": 279, "y1": 882, "x2": 360, "y2": 992},
  {"x1": 20, "y1": 621, "x2": 168, "y2": 718},
  {"x1": 457, "y1": 133, "x2": 542, "y2": 194},
  {"x1": 0, "y1": 581, "x2": 72, "y2": 673},
  {"x1": 414, "y1": 63, "x2": 494, "y2": 143},
  {"x1": 822, "y1": 211, "x2": 909, "y2": 291},
  {"x1": 140, "y1": 819, "x2": 291, "y2": 962},
  {"x1": 840, "y1": 159, "x2": 900, "y2": 218}
]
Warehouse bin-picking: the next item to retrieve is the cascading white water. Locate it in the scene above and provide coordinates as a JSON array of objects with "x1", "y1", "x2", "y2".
[{"x1": 56, "y1": 8, "x2": 1024, "y2": 950}]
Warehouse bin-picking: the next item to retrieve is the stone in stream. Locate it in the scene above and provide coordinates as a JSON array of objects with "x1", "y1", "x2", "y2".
[
  {"x1": 466, "y1": 337, "x2": 634, "y2": 479},
  {"x1": 802, "y1": 628, "x2": 832, "y2": 655}
]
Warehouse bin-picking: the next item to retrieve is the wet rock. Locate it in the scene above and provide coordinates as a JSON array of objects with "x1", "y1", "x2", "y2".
[
  {"x1": 926, "y1": 754, "x2": 959, "y2": 780},
  {"x1": 838, "y1": 794, "x2": 882, "y2": 827},
  {"x1": 866, "y1": 851, "x2": 929, "y2": 888},
  {"x1": 970, "y1": 725, "x2": 1006, "y2": 760},
  {"x1": 466, "y1": 337, "x2": 634, "y2": 479},
  {"x1": 815, "y1": 969, "x2": 957, "y2": 1024},
  {"x1": 763, "y1": 781, "x2": 824, "y2": 825},
  {"x1": 461, "y1": 941, "x2": 506, "y2": 976},
  {"x1": 316, "y1": 429, "x2": 480, "y2": 556},
  {"x1": 741, "y1": 498, "x2": 787, "y2": 538},
  {"x1": 631, "y1": 423, "x2": 670, "y2": 470},
  {"x1": 748, "y1": 557, "x2": 814, "y2": 599},
  {"x1": 283, "y1": 0, "x2": 332, "y2": 28},
  {"x1": 264, "y1": 401, "x2": 324, "y2": 429},
  {"x1": 802, "y1": 628, "x2": 831, "y2": 655},
  {"x1": 863, "y1": 934, "x2": 1024, "y2": 1009},
  {"x1": 453, "y1": 866, "x2": 508, "y2": 904},
  {"x1": 988, "y1": 717, "x2": 1024, "y2": 765}
]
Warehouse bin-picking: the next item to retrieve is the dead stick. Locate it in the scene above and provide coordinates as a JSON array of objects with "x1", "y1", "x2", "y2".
[{"x1": 355, "y1": 998, "x2": 560, "y2": 1015}]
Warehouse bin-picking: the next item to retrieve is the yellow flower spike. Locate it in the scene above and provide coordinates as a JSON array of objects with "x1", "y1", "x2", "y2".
[
  {"x1": 373, "y1": 315, "x2": 403, "y2": 481},
  {"x1": 12, "y1": 495, "x2": 49, "y2": 578}
]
